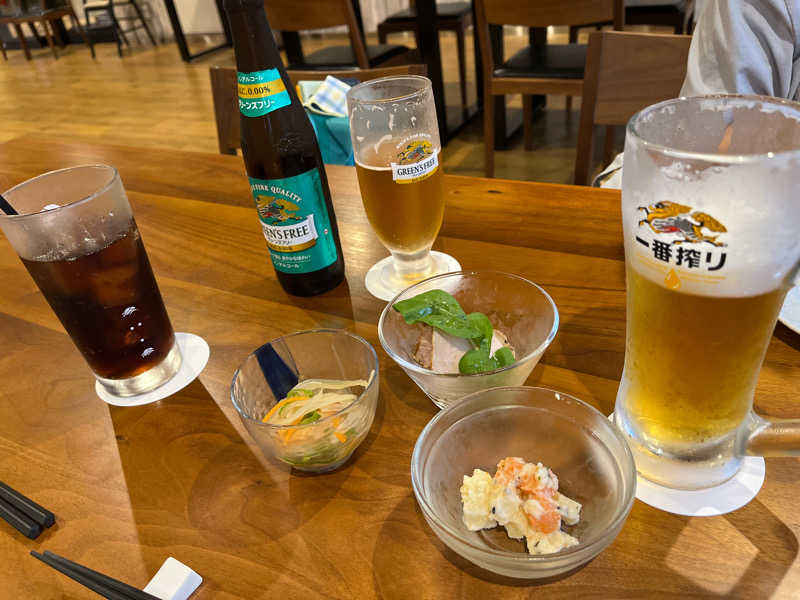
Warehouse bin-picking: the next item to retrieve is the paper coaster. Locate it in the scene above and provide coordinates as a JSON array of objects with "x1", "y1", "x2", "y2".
[
  {"x1": 635, "y1": 456, "x2": 765, "y2": 517},
  {"x1": 96, "y1": 333, "x2": 210, "y2": 407},
  {"x1": 364, "y1": 251, "x2": 462, "y2": 301},
  {"x1": 608, "y1": 413, "x2": 765, "y2": 516}
]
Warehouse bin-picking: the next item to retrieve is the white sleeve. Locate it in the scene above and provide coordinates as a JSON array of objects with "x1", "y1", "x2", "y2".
[{"x1": 680, "y1": 0, "x2": 800, "y2": 100}]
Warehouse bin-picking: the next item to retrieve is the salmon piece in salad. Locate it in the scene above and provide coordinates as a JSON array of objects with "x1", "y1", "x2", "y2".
[{"x1": 460, "y1": 457, "x2": 582, "y2": 555}]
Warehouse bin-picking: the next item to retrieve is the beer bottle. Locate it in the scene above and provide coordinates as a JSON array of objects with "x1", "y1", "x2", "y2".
[{"x1": 223, "y1": 0, "x2": 345, "y2": 296}]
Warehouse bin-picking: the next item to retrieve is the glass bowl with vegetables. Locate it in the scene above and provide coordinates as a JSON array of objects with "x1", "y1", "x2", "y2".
[
  {"x1": 231, "y1": 329, "x2": 379, "y2": 473},
  {"x1": 378, "y1": 271, "x2": 558, "y2": 409}
]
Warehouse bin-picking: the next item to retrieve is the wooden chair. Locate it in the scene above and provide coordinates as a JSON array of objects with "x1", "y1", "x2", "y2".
[
  {"x1": 625, "y1": 0, "x2": 689, "y2": 33},
  {"x1": 573, "y1": 30, "x2": 691, "y2": 185},
  {"x1": 475, "y1": 0, "x2": 623, "y2": 177},
  {"x1": 377, "y1": 1, "x2": 472, "y2": 115},
  {"x1": 83, "y1": 0, "x2": 156, "y2": 57},
  {"x1": 565, "y1": 0, "x2": 690, "y2": 114},
  {"x1": 209, "y1": 64, "x2": 427, "y2": 155},
  {"x1": 264, "y1": 0, "x2": 413, "y2": 70}
]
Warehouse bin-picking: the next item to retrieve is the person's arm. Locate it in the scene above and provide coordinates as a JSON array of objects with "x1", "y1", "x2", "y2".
[{"x1": 681, "y1": 0, "x2": 800, "y2": 99}]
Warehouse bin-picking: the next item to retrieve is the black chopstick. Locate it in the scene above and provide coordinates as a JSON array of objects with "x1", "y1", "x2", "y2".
[
  {"x1": 42, "y1": 551, "x2": 161, "y2": 600},
  {"x1": 0, "y1": 480, "x2": 55, "y2": 528},
  {"x1": 0, "y1": 497, "x2": 42, "y2": 539},
  {"x1": 31, "y1": 551, "x2": 131, "y2": 600},
  {"x1": 0, "y1": 193, "x2": 18, "y2": 216},
  {"x1": 32, "y1": 551, "x2": 162, "y2": 600}
]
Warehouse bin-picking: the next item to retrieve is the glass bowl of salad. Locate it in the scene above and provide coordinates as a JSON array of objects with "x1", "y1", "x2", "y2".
[
  {"x1": 378, "y1": 271, "x2": 558, "y2": 409},
  {"x1": 411, "y1": 386, "x2": 636, "y2": 579},
  {"x1": 231, "y1": 329, "x2": 379, "y2": 473}
]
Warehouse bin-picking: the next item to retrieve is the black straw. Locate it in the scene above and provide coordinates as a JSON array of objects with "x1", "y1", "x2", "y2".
[
  {"x1": 0, "y1": 193, "x2": 18, "y2": 216},
  {"x1": 0, "y1": 481, "x2": 55, "y2": 528},
  {"x1": 42, "y1": 551, "x2": 161, "y2": 600},
  {"x1": 0, "y1": 497, "x2": 42, "y2": 539}
]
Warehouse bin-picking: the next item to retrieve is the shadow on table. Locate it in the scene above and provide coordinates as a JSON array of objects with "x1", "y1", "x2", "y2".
[
  {"x1": 107, "y1": 378, "x2": 348, "y2": 589},
  {"x1": 723, "y1": 498, "x2": 798, "y2": 597},
  {"x1": 232, "y1": 276, "x2": 361, "y2": 328},
  {"x1": 774, "y1": 322, "x2": 800, "y2": 352}
]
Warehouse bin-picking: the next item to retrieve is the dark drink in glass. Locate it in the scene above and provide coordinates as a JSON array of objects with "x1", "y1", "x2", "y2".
[
  {"x1": 21, "y1": 223, "x2": 175, "y2": 380},
  {"x1": 0, "y1": 165, "x2": 181, "y2": 397}
]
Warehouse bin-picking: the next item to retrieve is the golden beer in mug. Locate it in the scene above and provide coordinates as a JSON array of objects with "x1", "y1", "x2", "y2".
[
  {"x1": 347, "y1": 76, "x2": 456, "y2": 300},
  {"x1": 616, "y1": 95, "x2": 800, "y2": 490},
  {"x1": 622, "y1": 267, "x2": 786, "y2": 445}
]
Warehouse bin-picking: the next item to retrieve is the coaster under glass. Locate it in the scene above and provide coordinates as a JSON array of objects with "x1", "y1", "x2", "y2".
[
  {"x1": 96, "y1": 332, "x2": 210, "y2": 407},
  {"x1": 365, "y1": 251, "x2": 461, "y2": 301}
]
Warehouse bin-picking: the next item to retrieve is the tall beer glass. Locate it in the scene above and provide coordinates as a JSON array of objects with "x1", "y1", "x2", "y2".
[
  {"x1": 0, "y1": 165, "x2": 181, "y2": 397},
  {"x1": 347, "y1": 76, "x2": 457, "y2": 300},
  {"x1": 616, "y1": 95, "x2": 800, "y2": 489}
]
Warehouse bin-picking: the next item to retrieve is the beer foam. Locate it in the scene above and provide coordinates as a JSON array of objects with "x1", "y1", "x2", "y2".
[{"x1": 623, "y1": 152, "x2": 800, "y2": 297}]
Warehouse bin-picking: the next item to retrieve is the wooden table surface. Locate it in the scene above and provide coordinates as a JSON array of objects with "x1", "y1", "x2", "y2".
[{"x1": 0, "y1": 135, "x2": 798, "y2": 599}]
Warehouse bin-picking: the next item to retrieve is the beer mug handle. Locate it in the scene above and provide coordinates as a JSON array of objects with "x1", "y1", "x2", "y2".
[{"x1": 739, "y1": 413, "x2": 800, "y2": 457}]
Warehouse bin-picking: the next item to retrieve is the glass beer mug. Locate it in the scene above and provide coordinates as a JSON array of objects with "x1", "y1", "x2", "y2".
[{"x1": 615, "y1": 95, "x2": 800, "y2": 489}]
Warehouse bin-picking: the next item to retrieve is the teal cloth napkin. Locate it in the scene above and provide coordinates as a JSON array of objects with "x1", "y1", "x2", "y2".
[{"x1": 301, "y1": 77, "x2": 354, "y2": 166}]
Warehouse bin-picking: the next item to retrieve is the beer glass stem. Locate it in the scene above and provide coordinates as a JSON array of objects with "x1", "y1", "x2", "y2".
[
  {"x1": 739, "y1": 413, "x2": 800, "y2": 457},
  {"x1": 391, "y1": 249, "x2": 434, "y2": 282}
]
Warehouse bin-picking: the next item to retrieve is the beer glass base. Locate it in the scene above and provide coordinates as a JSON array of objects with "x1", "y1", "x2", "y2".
[
  {"x1": 613, "y1": 410, "x2": 743, "y2": 490},
  {"x1": 365, "y1": 251, "x2": 461, "y2": 301},
  {"x1": 95, "y1": 339, "x2": 182, "y2": 397},
  {"x1": 608, "y1": 412, "x2": 766, "y2": 515}
]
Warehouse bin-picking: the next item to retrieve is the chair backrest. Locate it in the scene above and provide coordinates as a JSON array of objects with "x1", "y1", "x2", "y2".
[
  {"x1": 474, "y1": 0, "x2": 624, "y2": 80},
  {"x1": 264, "y1": 0, "x2": 369, "y2": 68},
  {"x1": 478, "y1": 0, "x2": 623, "y2": 28},
  {"x1": 209, "y1": 64, "x2": 428, "y2": 155},
  {"x1": 573, "y1": 31, "x2": 692, "y2": 185}
]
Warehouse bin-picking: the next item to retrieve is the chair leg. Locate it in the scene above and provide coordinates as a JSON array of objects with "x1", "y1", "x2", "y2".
[
  {"x1": 13, "y1": 23, "x2": 32, "y2": 60},
  {"x1": 377, "y1": 24, "x2": 387, "y2": 45},
  {"x1": 41, "y1": 21, "x2": 58, "y2": 58},
  {"x1": 0, "y1": 40, "x2": 6, "y2": 60},
  {"x1": 566, "y1": 26, "x2": 579, "y2": 115},
  {"x1": 109, "y1": 8, "x2": 130, "y2": 46},
  {"x1": 69, "y1": 9, "x2": 95, "y2": 58},
  {"x1": 49, "y1": 18, "x2": 64, "y2": 48},
  {"x1": 522, "y1": 95, "x2": 534, "y2": 151},
  {"x1": 130, "y1": 0, "x2": 157, "y2": 45},
  {"x1": 455, "y1": 24, "x2": 468, "y2": 117},
  {"x1": 484, "y1": 90, "x2": 495, "y2": 178}
]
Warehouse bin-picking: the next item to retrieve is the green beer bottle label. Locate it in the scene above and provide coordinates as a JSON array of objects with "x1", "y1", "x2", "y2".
[
  {"x1": 250, "y1": 169, "x2": 338, "y2": 274},
  {"x1": 237, "y1": 68, "x2": 291, "y2": 117}
]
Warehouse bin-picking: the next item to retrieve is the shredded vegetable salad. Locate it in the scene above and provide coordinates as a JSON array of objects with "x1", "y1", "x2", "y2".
[{"x1": 261, "y1": 372, "x2": 375, "y2": 467}]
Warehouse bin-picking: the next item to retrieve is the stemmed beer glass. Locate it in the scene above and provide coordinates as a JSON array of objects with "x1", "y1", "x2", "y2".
[{"x1": 347, "y1": 76, "x2": 459, "y2": 300}]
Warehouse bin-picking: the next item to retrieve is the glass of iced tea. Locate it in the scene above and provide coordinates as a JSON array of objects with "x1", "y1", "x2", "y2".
[
  {"x1": 0, "y1": 165, "x2": 181, "y2": 397},
  {"x1": 347, "y1": 76, "x2": 459, "y2": 300}
]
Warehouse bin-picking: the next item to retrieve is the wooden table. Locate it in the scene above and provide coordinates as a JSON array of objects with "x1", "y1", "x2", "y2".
[
  {"x1": 0, "y1": 136, "x2": 798, "y2": 598},
  {"x1": 0, "y1": 7, "x2": 93, "y2": 60}
]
